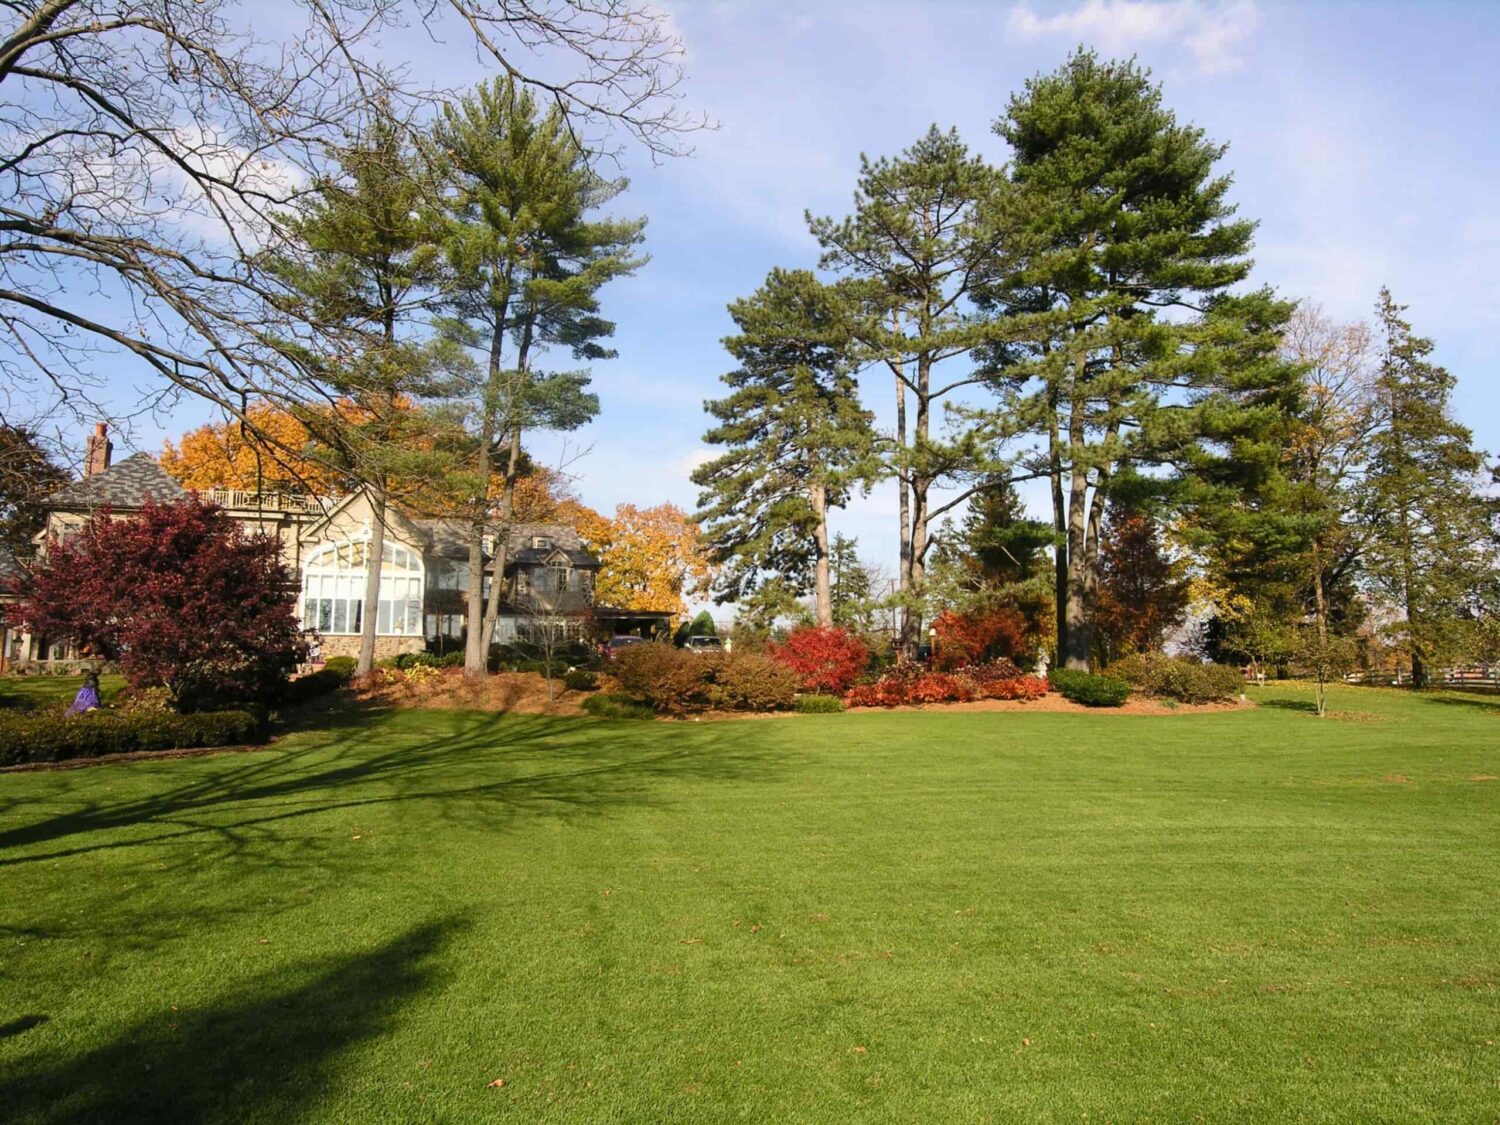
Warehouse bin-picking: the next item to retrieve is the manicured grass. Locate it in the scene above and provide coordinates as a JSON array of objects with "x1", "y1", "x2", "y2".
[
  {"x1": 1, "y1": 684, "x2": 1496, "y2": 1122},
  {"x1": 0, "y1": 674, "x2": 126, "y2": 711}
]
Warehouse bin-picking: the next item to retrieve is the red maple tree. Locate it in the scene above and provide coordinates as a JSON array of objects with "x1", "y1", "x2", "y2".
[{"x1": 9, "y1": 497, "x2": 304, "y2": 709}]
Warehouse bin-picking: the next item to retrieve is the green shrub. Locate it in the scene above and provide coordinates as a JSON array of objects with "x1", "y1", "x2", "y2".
[
  {"x1": 283, "y1": 667, "x2": 350, "y2": 707},
  {"x1": 1103, "y1": 655, "x2": 1242, "y2": 703},
  {"x1": 580, "y1": 692, "x2": 655, "y2": 720},
  {"x1": 1049, "y1": 668, "x2": 1131, "y2": 707},
  {"x1": 323, "y1": 656, "x2": 357, "y2": 681},
  {"x1": 0, "y1": 709, "x2": 261, "y2": 766},
  {"x1": 563, "y1": 668, "x2": 599, "y2": 692},
  {"x1": 796, "y1": 694, "x2": 844, "y2": 714},
  {"x1": 706, "y1": 654, "x2": 798, "y2": 712}
]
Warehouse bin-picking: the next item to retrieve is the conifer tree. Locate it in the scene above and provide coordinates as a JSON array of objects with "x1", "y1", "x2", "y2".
[
  {"x1": 982, "y1": 51, "x2": 1299, "y2": 669},
  {"x1": 693, "y1": 269, "x2": 876, "y2": 626},
  {"x1": 435, "y1": 81, "x2": 645, "y2": 678},
  {"x1": 271, "y1": 110, "x2": 451, "y2": 676},
  {"x1": 1363, "y1": 289, "x2": 1496, "y2": 686},
  {"x1": 809, "y1": 128, "x2": 1010, "y2": 651},
  {"x1": 432, "y1": 78, "x2": 645, "y2": 678},
  {"x1": 829, "y1": 533, "x2": 875, "y2": 629}
]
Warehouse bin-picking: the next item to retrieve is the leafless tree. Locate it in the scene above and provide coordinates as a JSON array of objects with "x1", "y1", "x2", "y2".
[{"x1": 0, "y1": 0, "x2": 700, "y2": 467}]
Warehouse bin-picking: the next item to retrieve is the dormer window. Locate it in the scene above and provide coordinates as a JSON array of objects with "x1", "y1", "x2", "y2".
[{"x1": 532, "y1": 535, "x2": 552, "y2": 550}]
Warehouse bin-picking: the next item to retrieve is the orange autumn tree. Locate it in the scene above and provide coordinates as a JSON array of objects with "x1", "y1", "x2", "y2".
[
  {"x1": 557, "y1": 500, "x2": 711, "y2": 620},
  {"x1": 161, "y1": 403, "x2": 345, "y2": 493}
]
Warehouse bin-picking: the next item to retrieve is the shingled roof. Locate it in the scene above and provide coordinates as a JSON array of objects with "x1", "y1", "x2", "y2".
[{"x1": 47, "y1": 452, "x2": 186, "y2": 509}]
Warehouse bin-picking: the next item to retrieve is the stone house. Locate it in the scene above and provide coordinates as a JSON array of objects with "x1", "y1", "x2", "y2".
[{"x1": 3, "y1": 425, "x2": 667, "y2": 668}]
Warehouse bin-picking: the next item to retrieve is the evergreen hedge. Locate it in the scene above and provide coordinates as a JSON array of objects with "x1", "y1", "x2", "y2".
[
  {"x1": 1049, "y1": 668, "x2": 1132, "y2": 708},
  {"x1": 0, "y1": 709, "x2": 262, "y2": 766}
]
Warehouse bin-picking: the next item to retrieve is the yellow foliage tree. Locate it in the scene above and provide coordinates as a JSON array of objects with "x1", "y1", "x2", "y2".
[
  {"x1": 557, "y1": 501, "x2": 711, "y2": 620},
  {"x1": 160, "y1": 403, "x2": 344, "y2": 493}
]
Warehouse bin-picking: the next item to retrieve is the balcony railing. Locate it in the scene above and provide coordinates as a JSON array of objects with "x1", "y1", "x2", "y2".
[{"x1": 201, "y1": 488, "x2": 334, "y2": 514}]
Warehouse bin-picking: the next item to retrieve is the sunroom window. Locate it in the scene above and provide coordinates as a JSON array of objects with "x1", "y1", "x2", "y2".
[{"x1": 300, "y1": 540, "x2": 424, "y2": 635}]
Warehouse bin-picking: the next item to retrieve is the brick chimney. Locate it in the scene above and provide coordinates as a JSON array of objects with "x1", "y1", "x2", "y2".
[{"x1": 84, "y1": 421, "x2": 112, "y2": 477}]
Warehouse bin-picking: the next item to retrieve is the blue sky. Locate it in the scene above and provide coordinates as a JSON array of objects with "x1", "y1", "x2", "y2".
[{"x1": 74, "y1": 0, "x2": 1500, "y2": 578}]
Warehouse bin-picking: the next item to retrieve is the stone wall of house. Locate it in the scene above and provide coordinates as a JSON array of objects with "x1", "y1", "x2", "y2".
[{"x1": 318, "y1": 634, "x2": 425, "y2": 661}]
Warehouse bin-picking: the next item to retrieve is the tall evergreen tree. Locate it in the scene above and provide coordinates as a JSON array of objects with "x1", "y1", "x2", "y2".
[
  {"x1": 829, "y1": 533, "x2": 874, "y2": 629},
  {"x1": 981, "y1": 51, "x2": 1299, "y2": 669},
  {"x1": 271, "y1": 110, "x2": 451, "y2": 676},
  {"x1": 809, "y1": 127, "x2": 1010, "y2": 652},
  {"x1": 693, "y1": 269, "x2": 876, "y2": 626},
  {"x1": 1363, "y1": 288, "x2": 1496, "y2": 686},
  {"x1": 432, "y1": 78, "x2": 645, "y2": 678}
]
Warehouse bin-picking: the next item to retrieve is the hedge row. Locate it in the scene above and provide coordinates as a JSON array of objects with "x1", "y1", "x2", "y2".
[{"x1": 0, "y1": 709, "x2": 262, "y2": 766}]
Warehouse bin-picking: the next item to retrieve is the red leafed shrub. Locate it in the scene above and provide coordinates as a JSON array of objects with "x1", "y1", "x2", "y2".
[
  {"x1": 952, "y1": 658, "x2": 1022, "y2": 686},
  {"x1": 844, "y1": 666, "x2": 977, "y2": 707},
  {"x1": 931, "y1": 608, "x2": 1032, "y2": 670},
  {"x1": 8, "y1": 497, "x2": 303, "y2": 711},
  {"x1": 767, "y1": 626, "x2": 870, "y2": 696},
  {"x1": 982, "y1": 675, "x2": 1049, "y2": 701},
  {"x1": 843, "y1": 658, "x2": 1049, "y2": 708}
]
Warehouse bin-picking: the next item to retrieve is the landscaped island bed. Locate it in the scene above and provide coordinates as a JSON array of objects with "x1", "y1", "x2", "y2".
[{"x1": 1, "y1": 685, "x2": 1495, "y2": 1122}]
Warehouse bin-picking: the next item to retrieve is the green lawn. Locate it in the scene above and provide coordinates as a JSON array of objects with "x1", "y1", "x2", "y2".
[
  {"x1": 1, "y1": 686, "x2": 1496, "y2": 1122},
  {"x1": 0, "y1": 674, "x2": 125, "y2": 711}
]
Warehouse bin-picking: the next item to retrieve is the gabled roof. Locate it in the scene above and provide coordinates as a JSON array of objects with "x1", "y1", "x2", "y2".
[
  {"x1": 47, "y1": 452, "x2": 185, "y2": 509},
  {"x1": 508, "y1": 545, "x2": 599, "y2": 569}
]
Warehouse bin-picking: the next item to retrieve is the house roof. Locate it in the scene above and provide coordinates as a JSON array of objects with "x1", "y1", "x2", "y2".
[
  {"x1": 412, "y1": 518, "x2": 472, "y2": 560},
  {"x1": 47, "y1": 452, "x2": 185, "y2": 509}
]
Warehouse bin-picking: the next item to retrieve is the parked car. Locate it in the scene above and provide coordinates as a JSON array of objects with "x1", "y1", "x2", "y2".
[
  {"x1": 682, "y1": 635, "x2": 724, "y2": 655},
  {"x1": 603, "y1": 635, "x2": 647, "y2": 660}
]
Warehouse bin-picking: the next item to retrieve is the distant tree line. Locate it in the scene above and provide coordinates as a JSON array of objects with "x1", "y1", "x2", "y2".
[{"x1": 693, "y1": 51, "x2": 1498, "y2": 681}]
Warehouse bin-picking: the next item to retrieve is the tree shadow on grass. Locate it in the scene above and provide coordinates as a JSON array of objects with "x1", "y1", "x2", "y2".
[
  {"x1": 0, "y1": 915, "x2": 464, "y2": 1125},
  {"x1": 0, "y1": 712, "x2": 782, "y2": 874},
  {"x1": 1258, "y1": 699, "x2": 1319, "y2": 715},
  {"x1": 1421, "y1": 691, "x2": 1500, "y2": 714}
]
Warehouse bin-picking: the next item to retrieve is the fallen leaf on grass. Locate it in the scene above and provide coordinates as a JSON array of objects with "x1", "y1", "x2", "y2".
[
  {"x1": 255, "y1": 938, "x2": 270, "y2": 945},
  {"x1": 851, "y1": 1046, "x2": 867, "y2": 1055},
  {"x1": 351, "y1": 835, "x2": 363, "y2": 840},
  {"x1": 680, "y1": 937, "x2": 703, "y2": 945},
  {"x1": 487, "y1": 1078, "x2": 506, "y2": 1088}
]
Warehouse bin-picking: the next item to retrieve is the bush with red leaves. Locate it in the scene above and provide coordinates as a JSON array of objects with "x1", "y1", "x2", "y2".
[
  {"x1": 931, "y1": 608, "x2": 1033, "y2": 671},
  {"x1": 9, "y1": 497, "x2": 302, "y2": 711},
  {"x1": 843, "y1": 659, "x2": 1049, "y2": 708},
  {"x1": 982, "y1": 674, "x2": 1049, "y2": 701},
  {"x1": 768, "y1": 626, "x2": 870, "y2": 696}
]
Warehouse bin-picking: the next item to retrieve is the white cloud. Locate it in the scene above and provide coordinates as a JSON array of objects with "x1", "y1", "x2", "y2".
[{"x1": 1007, "y1": 0, "x2": 1259, "y2": 75}]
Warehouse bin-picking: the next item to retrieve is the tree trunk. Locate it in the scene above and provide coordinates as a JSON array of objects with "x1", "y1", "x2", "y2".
[
  {"x1": 810, "y1": 479, "x2": 833, "y2": 627},
  {"x1": 1049, "y1": 390, "x2": 1068, "y2": 664},
  {"x1": 481, "y1": 311, "x2": 534, "y2": 649},
  {"x1": 356, "y1": 480, "x2": 388, "y2": 677},
  {"x1": 892, "y1": 330, "x2": 914, "y2": 655},
  {"x1": 463, "y1": 271, "x2": 514, "y2": 681},
  {"x1": 1063, "y1": 380, "x2": 1091, "y2": 671}
]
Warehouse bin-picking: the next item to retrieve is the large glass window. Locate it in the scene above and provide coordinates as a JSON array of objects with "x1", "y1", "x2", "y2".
[{"x1": 300, "y1": 540, "x2": 425, "y2": 635}]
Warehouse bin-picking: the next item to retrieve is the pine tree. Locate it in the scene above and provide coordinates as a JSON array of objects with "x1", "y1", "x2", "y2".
[
  {"x1": 809, "y1": 127, "x2": 1009, "y2": 651},
  {"x1": 982, "y1": 51, "x2": 1299, "y2": 669},
  {"x1": 1363, "y1": 288, "x2": 1496, "y2": 686},
  {"x1": 693, "y1": 269, "x2": 876, "y2": 626},
  {"x1": 829, "y1": 533, "x2": 874, "y2": 629},
  {"x1": 271, "y1": 109, "x2": 452, "y2": 676},
  {"x1": 432, "y1": 78, "x2": 645, "y2": 678}
]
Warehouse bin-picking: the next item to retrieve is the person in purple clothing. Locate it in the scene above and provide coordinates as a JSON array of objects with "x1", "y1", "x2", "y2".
[{"x1": 66, "y1": 670, "x2": 101, "y2": 716}]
